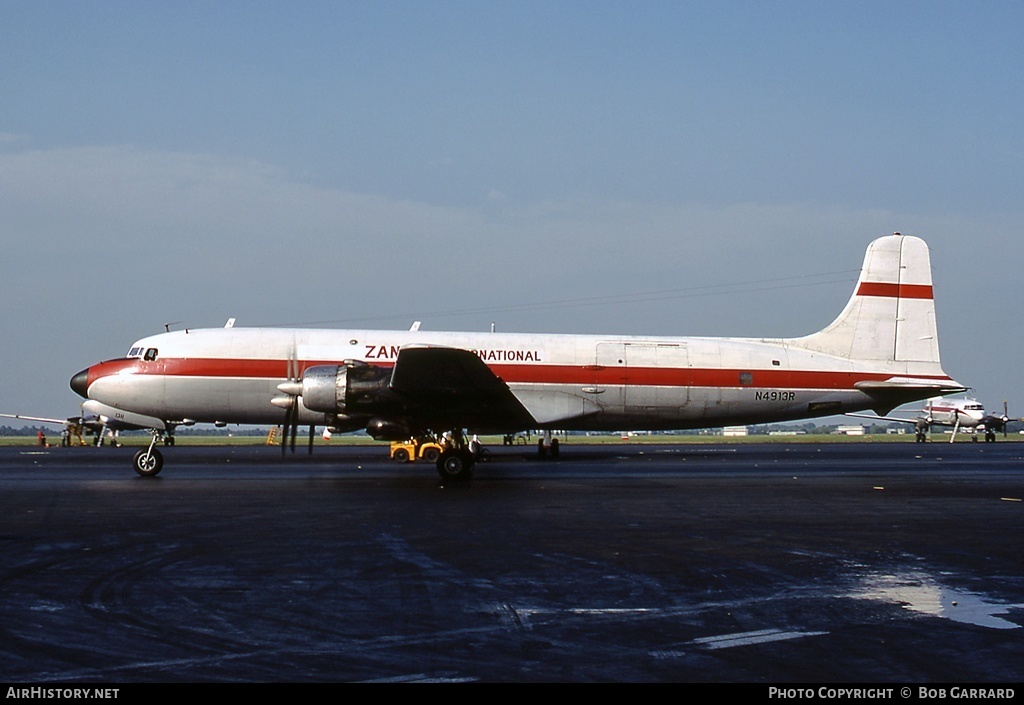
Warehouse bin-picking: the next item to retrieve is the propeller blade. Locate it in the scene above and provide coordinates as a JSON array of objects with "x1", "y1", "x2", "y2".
[
  {"x1": 281, "y1": 340, "x2": 300, "y2": 456},
  {"x1": 308, "y1": 425, "x2": 315, "y2": 455},
  {"x1": 290, "y1": 403, "x2": 298, "y2": 453},
  {"x1": 282, "y1": 402, "x2": 292, "y2": 457}
]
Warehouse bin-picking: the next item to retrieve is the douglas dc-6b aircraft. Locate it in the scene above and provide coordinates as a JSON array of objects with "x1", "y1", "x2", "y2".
[{"x1": 70, "y1": 233, "x2": 966, "y2": 481}]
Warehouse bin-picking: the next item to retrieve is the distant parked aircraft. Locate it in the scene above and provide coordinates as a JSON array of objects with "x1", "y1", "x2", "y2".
[
  {"x1": 850, "y1": 396, "x2": 1012, "y2": 443},
  {"x1": 0, "y1": 411, "x2": 147, "y2": 446}
]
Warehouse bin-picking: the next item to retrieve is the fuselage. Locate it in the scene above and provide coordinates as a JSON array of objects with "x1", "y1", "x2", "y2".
[
  {"x1": 72, "y1": 325, "x2": 955, "y2": 433},
  {"x1": 926, "y1": 400, "x2": 986, "y2": 428}
]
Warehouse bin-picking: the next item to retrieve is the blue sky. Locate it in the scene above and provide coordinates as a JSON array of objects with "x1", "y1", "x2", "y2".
[{"x1": 2, "y1": 1, "x2": 1023, "y2": 424}]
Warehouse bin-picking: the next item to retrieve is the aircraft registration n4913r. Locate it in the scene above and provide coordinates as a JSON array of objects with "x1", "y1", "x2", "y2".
[{"x1": 70, "y1": 233, "x2": 966, "y2": 480}]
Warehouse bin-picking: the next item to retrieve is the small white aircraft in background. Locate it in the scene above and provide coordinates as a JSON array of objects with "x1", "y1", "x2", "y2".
[
  {"x1": 851, "y1": 397, "x2": 1012, "y2": 443},
  {"x1": 69, "y1": 233, "x2": 967, "y2": 480},
  {"x1": 0, "y1": 411, "x2": 147, "y2": 446}
]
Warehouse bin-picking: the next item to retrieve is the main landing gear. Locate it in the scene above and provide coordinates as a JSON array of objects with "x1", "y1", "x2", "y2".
[
  {"x1": 434, "y1": 430, "x2": 479, "y2": 483},
  {"x1": 537, "y1": 430, "x2": 560, "y2": 458},
  {"x1": 437, "y1": 448, "x2": 474, "y2": 482}
]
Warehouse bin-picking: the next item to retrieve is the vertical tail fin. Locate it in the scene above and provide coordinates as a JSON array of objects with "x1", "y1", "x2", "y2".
[
  {"x1": 792, "y1": 233, "x2": 965, "y2": 412},
  {"x1": 794, "y1": 233, "x2": 943, "y2": 368}
]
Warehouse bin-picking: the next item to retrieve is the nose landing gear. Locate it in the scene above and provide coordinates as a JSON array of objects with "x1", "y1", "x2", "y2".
[{"x1": 132, "y1": 431, "x2": 172, "y2": 477}]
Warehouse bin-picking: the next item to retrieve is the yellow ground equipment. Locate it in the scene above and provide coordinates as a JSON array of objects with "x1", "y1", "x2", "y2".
[{"x1": 390, "y1": 439, "x2": 443, "y2": 463}]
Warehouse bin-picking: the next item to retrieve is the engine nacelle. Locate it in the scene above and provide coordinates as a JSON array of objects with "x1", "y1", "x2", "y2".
[
  {"x1": 365, "y1": 418, "x2": 412, "y2": 441},
  {"x1": 298, "y1": 362, "x2": 392, "y2": 415},
  {"x1": 299, "y1": 365, "x2": 349, "y2": 413},
  {"x1": 327, "y1": 415, "x2": 372, "y2": 434}
]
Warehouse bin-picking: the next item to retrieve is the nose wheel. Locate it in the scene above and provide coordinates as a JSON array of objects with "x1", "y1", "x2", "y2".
[
  {"x1": 133, "y1": 447, "x2": 164, "y2": 477},
  {"x1": 132, "y1": 433, "x2": 165, "y2": 477}
]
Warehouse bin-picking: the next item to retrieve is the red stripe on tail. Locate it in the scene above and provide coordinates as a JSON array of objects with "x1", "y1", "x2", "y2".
[{"x1": 856, "y1": 282, "x2": 933, "y2": 299}]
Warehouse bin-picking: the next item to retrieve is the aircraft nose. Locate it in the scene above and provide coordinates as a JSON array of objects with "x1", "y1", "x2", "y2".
[{"x1": 70, "y1": 368, "x2": 91, "y2": 399}]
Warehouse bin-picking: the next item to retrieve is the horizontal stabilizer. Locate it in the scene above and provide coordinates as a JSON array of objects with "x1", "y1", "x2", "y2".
[{"x1": 855, "y1": 377, "x2": 968, "y2": 416}]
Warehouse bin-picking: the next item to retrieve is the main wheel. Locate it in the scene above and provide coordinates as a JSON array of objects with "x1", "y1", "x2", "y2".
[
  {"x1": 436, "y1": 449, "x2": 474, "y2": 482},
  {"x1": 133, "y1": 448, "x2": 164, "y2": 477}
]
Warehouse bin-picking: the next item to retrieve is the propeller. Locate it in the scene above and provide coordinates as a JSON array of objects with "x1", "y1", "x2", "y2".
[
  {"x1": 271, "y1": 344, "x2": 301, "y2": 456},
  {"x1": 982, "y1": 400, "x2": 1011, "y2": 439},
  {"x1": 271, "y1": 344, "x2": 317, "y2": 456}
]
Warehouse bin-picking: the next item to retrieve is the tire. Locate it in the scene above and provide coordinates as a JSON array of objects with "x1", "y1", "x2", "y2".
[
  {"x1": 393, "y1": 448, "x2": 410, "y2": 463},
  {"x1": 421, "y1": 447, "x2": 440, "y2": 463},
  {"x1": 436, "y1": 449, "x2": 474, "y2": 482},
  {"x1": 133, "y1": 448, "x2": 163, "y2": 477}
]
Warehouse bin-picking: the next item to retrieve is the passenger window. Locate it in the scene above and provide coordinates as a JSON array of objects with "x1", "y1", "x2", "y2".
[{"x1": 144, "y1": 348, "x2": 158, "y2": 361}]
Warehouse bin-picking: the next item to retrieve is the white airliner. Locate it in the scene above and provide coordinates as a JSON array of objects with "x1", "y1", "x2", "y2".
[
  {"x1": 70, "y1": 233, "x2": 966, "y2": 480},
  {"x1": 851, "y1": 396, "x2": 1011, "y2": 443}
]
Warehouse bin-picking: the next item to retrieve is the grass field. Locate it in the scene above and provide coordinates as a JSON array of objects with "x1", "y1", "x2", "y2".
[{"x1": 4, "y1": 431, "x2": 1016, "y2": 448}]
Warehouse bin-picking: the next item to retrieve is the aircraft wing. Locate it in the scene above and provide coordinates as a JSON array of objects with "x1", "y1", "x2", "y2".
[
  {"x1": 0, "y1": 413, "x2": 75, "y2": 426},
  {"x1": 387, "y1": 346, "x2": 536, "y2": 431},
  {"x1": 845, "y1": 412, "x2": 922, "y2": 426},
  {"x1": 978, "y1": 414, "x2": 1009, "y2": 432}
]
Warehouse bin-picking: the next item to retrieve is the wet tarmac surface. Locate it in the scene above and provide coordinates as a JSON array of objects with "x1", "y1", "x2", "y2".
[{"x1": 0, "y1": 441, "x2": 1022, "y2": 683}]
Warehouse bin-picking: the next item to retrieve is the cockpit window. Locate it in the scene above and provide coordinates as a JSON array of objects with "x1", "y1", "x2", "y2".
[
  {"x1": 127, "y1": 347, "x2": 143, "y2": 358},
  {"x1": 144, "y1": 348, "x2": 158, "y2": 361}
]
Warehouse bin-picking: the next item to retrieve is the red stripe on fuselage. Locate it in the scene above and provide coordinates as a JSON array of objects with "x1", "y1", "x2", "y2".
[
  {"x1": 85, "y1": 357, "x2": 954, "y2": 392},
  {"x1": 856, "y1": 282, "x2": 933, "y2": 299}
]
